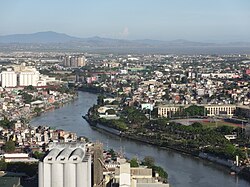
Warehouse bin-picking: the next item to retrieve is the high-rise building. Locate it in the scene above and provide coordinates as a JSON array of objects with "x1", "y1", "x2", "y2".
[
  {"x1": 0, "y1": 68, "x2": 17, "y2": 88},
  {"x1": 18, "y1": 69, "x2": 40, "y2": 86},
  {"x1": 63, "y1": 55, "x2": 86, "y2": 67},
  {"x1": 93, "y1": 143, "x2": 104, "y2": 187},
  {"x1": 39, "y1": 143, "x2": 91, "y2": 187},
  {"x1": 77, "y1": 56, "x2": 86, "y2": 67}
]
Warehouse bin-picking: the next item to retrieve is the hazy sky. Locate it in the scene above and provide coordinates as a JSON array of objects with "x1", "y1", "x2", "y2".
[{"x1": 1, "y1": 0, "x2": 250, "y2": 42}]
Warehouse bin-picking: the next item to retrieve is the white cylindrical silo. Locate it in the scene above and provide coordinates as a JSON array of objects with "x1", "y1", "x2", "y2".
[
  {"x1": 87, "y1": 155, "x2": 92, "y2": 187},
  {"x1": 44, "y1": 163, "x2": 51, "y2": 187},
  {"x1": 64, "y1": 163, "x2": 76, "y2": 187},
  {"x1": 51, "y1": 163, "x2": 64, "y2": 187},
  {"x1": 76, "y1": 162, "x2": 84, "y2": 187},
  {"x1": 38, "y1": 162, "x2": 44, "y2": 187}
]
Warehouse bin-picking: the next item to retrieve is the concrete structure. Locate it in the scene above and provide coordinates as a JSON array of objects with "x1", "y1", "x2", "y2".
[
  {"x1": 18, "y1": 69, "x2": 40, "y2": 86},
  {"x1": 0, "y1": 68, "x2": 17, "y2": 88},
  {"x1": 93, "y1": 143, "x2": 104, "y2": 187},
  {"x1": 204, "y1": 105, "x2": 236, "y2": 117},
  {"x1": 0, "y1": 66, "x2": 46, "y2": 87},
  {"x1": 3, "y1": 153, "x2": 38, "y2": 162},
  {"x1": 224, "y1": 134, "x2": 237, "y2": 141},
  {"x1": 38, "y1": 142, "x2": 91, "y2": 187},
  {"x1": 63, "y1": 55, "x2": 86, "y2": 67},
  {"x1": 120, "y1": 163, "x2": 131, "y2": 187},
  {"x1": 158, "y1": 104, "x2": 236, "y2": 118},
  {"x1": 158, "y1": 105, "x2": 184, "y2": 118},
  {"x1": 113, "y1": 165, "x2": 169, "y2": 187}
]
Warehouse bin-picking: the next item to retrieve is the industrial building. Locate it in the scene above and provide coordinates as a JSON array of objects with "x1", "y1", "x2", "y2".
[{"x1": 38, "y1": 142, "x2": 91, "y2": 187}]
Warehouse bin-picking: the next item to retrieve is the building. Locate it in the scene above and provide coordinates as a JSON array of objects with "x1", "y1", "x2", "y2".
[
  {"x1": 93, "y1": 143, "x2": 104, "y2": 187},
  {"x1": 158, "y1": 104, "x2": 236, "y2": 118},
  {"x1": 77, "y1": 56, "x2": 86, "y2": 67},
  {"x1": 112, "y1": 164, "x2": 169, "y2": 187},
  {"x1": 0, "y1": 65, "x2": 45, "y2": 88},
  {"x1": 18, "y1": 69, "x2": 40, "y2": 86},
  {"x1": 0, "y1": 68, "x2": 17, "y2": 88},
  {"x1": 38, "y1": 142, "x2": 91, "y2": 187},
  {"x1": 158, "y1": 105, "x2": 184, "y2": 118},
  {"x1": 204, "y1": 105, "x2": 236, "y2": 117},
  {"x1": 63, "y1": 55, "x2": 86, "y2": 67},
  {"x1": 3, "y1": 153, "x2": 38, "y2": 163}
]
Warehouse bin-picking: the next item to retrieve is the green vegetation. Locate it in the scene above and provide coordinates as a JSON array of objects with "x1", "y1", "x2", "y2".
[
  {"x1": 89, "y1": 95, "x2": 248, "y2": 163},
  {"x1": 6, "y1": 162, "x2": 38, "y2": 177},
  {"x1": 21, "y1": 92, "x2": 33, "y2": 104},
  {"x1": 121, "y1": 106, "x2": 148, "y2": 125},
  {"x1": 142, "y1": 156, "x2": 168, "y2": 180},
  {"x1": 0, "y1": 118, "x2": 15, "y2": 129},
  {"x1": 179, "y1": 105, "x2": 206, "y2": 117},
  {"x1": 108, "y1": 149, "x2": 116, "y2": 160},
  {"x1": 106, "y1": 109, "x2": 116, "y2": 115},
  {"x1": 152, "y1": 165, "x2": 168, "y2": 180},
  {"x1": 24, "y1": 85, "x2": 37, "y2": 91},
  {"x1": 34, "y1": 107, "x2": 42, "y2": 115},
  {"x1": 33, "y1": 151, "x2": 45, "y2": 160},
  {"x1": 0, "y1": 160, "x2": 7, "y2": 170},
  {"x1": 88, "y1": 99, "x2": 148, "y2": 131},
  {"x1": 143, "y1": 156, "x2": 155, "y2": 168},
  {"x1": 3, "y1": 141, "x2": 15, "y2": 153},
  {"x1": 130, "y1": 157, "x2": 139, "y2": 167},
  {"x1": 98, "y1": 118, "x2": 128, "y2": 131}
]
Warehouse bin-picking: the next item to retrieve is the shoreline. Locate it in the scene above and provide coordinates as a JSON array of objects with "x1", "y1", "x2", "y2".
[
  {"x1": 28, "y1": 93, "x2": 77, "y2": 120},
  {"x1": 31, "y1": 89, "x2": 250, "y2": 183},
  {"x1": 83, "y1": 114, "x2": 250, "y2": 182}
]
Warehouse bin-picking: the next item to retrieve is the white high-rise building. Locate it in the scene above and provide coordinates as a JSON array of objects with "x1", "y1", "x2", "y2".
[
  {"x1": 0, "y1": 68, "x2": 17, "y2": 88},
  {"x1": 19, "y1": 69, "x2": 40, "y2": 86},
  {"x1": 39, "y1": 143, "x2": 91, "y2": 187},
  {"x1": 63, "y1": 55, "x2": 86, "y2": 67}
]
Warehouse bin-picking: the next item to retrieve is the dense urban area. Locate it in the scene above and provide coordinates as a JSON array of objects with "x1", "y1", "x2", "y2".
[{"x1": 0, "y1": 51, "x2": 250, "y2": 186}]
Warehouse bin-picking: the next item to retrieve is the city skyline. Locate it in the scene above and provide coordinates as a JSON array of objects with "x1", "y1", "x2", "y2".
[{"x1": 0, "y1": 0, "x2": 250, "y2": 42}]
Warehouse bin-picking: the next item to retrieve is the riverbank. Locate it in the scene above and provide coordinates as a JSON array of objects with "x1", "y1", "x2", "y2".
[
  {"x1": 30, "y1": 91, "x2": 250, "y2": 187},
  {"x1": 27, "y1": 93, "x2": 78, "y2": 121},
  {"x1": 83, "y1": 114, "x2": 250, "y2": 182}
]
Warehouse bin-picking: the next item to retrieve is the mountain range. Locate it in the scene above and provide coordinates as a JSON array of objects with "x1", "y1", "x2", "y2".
[
  {"x1": 1, "y1": 31, "x2": 250, "y2": 54},
  {"x1": 1, "y1": 31, "x2": 250, "y2": 46}
]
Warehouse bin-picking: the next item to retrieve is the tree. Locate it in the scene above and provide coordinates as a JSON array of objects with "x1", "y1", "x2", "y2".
[
  {"x1": 97, "y1": 95, "x2": 105, "y2": 106},
  {"x1": 21, "y1": 92, "x2": 33, "y2": 104},
  {"x1": 181, "y1": 105, "x2": 206, "y2": 117},
  {"x1": 24, "y1": 85, "x2": 37, "y2": 91},
  {"x1": 130, "y1": 157, "x2": 139, "y2": 167},
  {"x1": 106, "y1": 109, "x2": 116, "y2": 115},
  {"x1": 34, "y1": 107, "x2": 42, "y2": 115},
  {"x1": 152, "y1": 165, "x2": 168, "y2": 180},
  {"x1": 108, "y1": 149, "x2": 116, "y2": 159},
  {"x1": 216, "y1": 126, "x2": 234, "y2": 135},
  {"x1": 33, "y1": 151, "x2": 45, "y2": 160},
  {"x1": 0, "y1": 118, "x2": 15, "y2": 129},
  {"x1": 191, "y1": 122, "x2": 203, "y2": 128},
  {"x1": 3, "y1": 141, "x2": 15, "y2": 153},
  {"x1": 143, "y1": 156, "x2": 155, "y2": 168},
  {"x1": 0, "y1": 160, "x2": 7, "y2": 170},
  {"x1": 162, "y1": 89, "x2": 170, "y2": 101}
]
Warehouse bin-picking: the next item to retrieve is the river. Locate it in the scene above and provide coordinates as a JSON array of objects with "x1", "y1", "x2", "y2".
[{"x1": 30, "y1": 91, "x2": 250, "y2": 187}]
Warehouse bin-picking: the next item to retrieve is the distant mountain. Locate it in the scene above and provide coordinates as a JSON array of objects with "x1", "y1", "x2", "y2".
[
  {"x1": 0, "y1": 31, "x2": 80, "y2": 43},
  {"x1": 0, "y1": 31, "x2": 250, "y2": 54}
]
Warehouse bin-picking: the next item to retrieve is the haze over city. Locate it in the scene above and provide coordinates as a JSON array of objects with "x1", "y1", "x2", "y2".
[
  {"x1": 1, "y1": 0, "x2": 250, "y2": 42},
  {"x1": 1, "y1": 1, "x2": 250, "y2": 187}
]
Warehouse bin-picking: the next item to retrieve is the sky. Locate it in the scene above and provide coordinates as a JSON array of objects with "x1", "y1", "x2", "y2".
[{"x1": 0, "y1": 0, "x2": 250, "y2": 42}]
